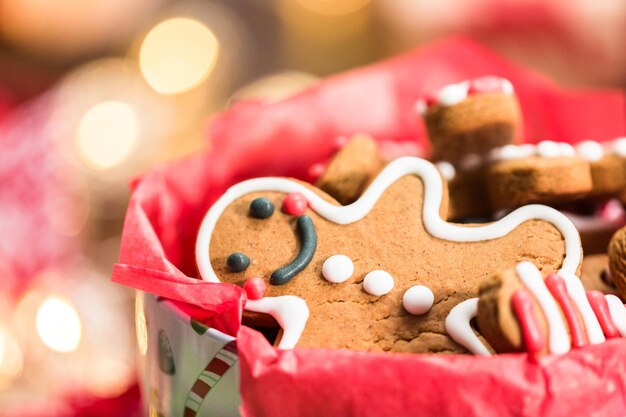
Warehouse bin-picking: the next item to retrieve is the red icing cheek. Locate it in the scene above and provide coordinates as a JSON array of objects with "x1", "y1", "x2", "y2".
[
  {"x1": 282, "y1": 192, "x2": 308, "y2": 215},
  {"x1": 244, "y1": 277, "x2": 266, "y2": 300}
]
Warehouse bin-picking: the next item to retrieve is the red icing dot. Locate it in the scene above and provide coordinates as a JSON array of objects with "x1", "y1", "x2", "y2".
[
  {"x1": 468, "y1": 76, "x2": 506, "y2": 95},
  {"x1": 282, "y1": 192, "x2": 308, "y2": 215},
  {"x1": 308, "y1": 162, "x2": 327, "y2": 180},
  {"x1": 424, "y1": 94, "x2": 437, "y2": 107},
  {"x1": 244, "y1": 277, "x2": 266, "y2": 300}
]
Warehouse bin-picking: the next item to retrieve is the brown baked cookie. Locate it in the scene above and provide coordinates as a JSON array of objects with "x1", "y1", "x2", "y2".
[
  {"x1": 486, "y1": 142, "x2": 593, "y2": 210},
  {"x1": 478, "y1": 262, "x2": 624, "y2": 355},
  {"x1": 581, "y1": 254, "x2": 619, "y2": 297},
  {"x1": 438, "y1": 163, "x2": 491, "y2": 221},
  {"x1": 417, "y1": 76, "x2": 521, "y2": 165},
  {"x1": 315, "y1": 134, "x2": 382, "y2": 205},
  {"x1": 196, "y1": 156, "x2": 582, "y2": 354},
  {"x1": 562, "y1": 199, "x2": 626, "y2": 255},
  {"x1": 574, "y1": 139, "x2": 626, "y2": 197},
  {"x1": 608, "y1": 225, "x2": 626, "y2": 300}
]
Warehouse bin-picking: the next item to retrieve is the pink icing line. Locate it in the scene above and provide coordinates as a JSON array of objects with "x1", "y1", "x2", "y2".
[
  {"x1": 545, "y1": 274, "x2": 586, "y2": 348},
  {"x1": 586, "y1": 290, "x2": 619, "y2": 338},
  {"x1": 512, "y1": 289, "x2": 545, "y2": 355}
]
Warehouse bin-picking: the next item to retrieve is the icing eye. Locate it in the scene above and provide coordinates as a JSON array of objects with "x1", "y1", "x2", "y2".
[
  {"x1": 249, "y1": 197, "x2": 275, "y2": 219},
  {"x1": 227, "y1": 252, "x2": 250, "y2": 272}
]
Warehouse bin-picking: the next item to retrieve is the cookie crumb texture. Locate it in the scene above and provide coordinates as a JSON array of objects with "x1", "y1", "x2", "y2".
[{"x1": 210, "y1": 175, "x2": 569, "y2": 353}]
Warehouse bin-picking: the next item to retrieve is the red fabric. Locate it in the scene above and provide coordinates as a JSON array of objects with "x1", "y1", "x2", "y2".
[
  {"x1": 112, "y1": 37, "x2": 626, "y2": 415},
  {"x1": 237, "y1": 327, "x2": 626, "y2": 417}
]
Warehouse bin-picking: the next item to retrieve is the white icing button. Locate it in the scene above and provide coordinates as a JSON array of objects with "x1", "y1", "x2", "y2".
[
  {"x1": 437, "y1": 83, "x2": 468, "y2": 106},
  {"x1": 363, "y1": 270, "x2": 394, "y2": 296},
  {"x1": 536, "y1": 140, "x2": 561, "y2": 158},
  {"x1": 435, "y1": 161, "x2": 456, "y2": 181},
  {"x1": 612, "y1": 137, "x2": 626, "y2": 157},
  {"x1": 402, "y1": 285, "x2": 434, "y2": 315},
  {"x1": 322, "y1": 254, "x2": 354, "y2": 283},
  {"x1": 576, "y1": 140, "x2": 604, "y2": 162},
  {"x1": 415, "y1": 99, "x2": 428, "y2": 116},
  {"x1": 558, "y1": 142, "x2": 576, "y2": 157}
]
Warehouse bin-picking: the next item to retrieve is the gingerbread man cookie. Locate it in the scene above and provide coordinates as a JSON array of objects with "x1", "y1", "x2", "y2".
[
  {"x1": 196, "y1": 157, "x2": 582, "y2": 354},
  {"x1": 477, "y1": 262, "x2": 626, "y2": 355}
]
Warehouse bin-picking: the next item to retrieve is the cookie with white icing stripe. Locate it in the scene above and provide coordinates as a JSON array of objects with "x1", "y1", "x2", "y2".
[
  {"x1": 477, "y1": 262, "x2": 625, "y2": 355},
  {"x1": 417, "y1": 76, "x2": 521, "y2": 165},
  {"x1": 196, "y1": 156, "x2": 583, "y2": 354},
  {"x1": 486, "y1": 155, "x2": 593, "y2": 210}
]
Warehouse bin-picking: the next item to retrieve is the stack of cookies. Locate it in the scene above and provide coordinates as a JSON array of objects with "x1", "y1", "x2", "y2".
[{"x1": 194, "y1": 76, "x2": 626, "y2": 356}]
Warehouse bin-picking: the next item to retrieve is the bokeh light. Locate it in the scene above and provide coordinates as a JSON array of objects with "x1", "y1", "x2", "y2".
[
  {"x1": 76, "y1": 100, "x2": 139, "y2": 170},
  {"x1": 36, "y1": 295, "x2": 82, "y2": 353},
  {"x1": 139, "y1": 17, "x2": 220, "y2": 95},
  {"x1": 294, "y1": 0, "x2": 371, "y2": 16},
  {"x1": 0, "y1": 327, "x2": 24, "y2": 389}
]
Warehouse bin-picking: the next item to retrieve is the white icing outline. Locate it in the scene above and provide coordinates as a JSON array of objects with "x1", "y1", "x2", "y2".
[
  {"x1": 445, "y1": 298, "x2": 491, "y2": 355},
  {"x1": 246, "y1": 296, "x2": 309, "y2": 349},
  {"x1": 516, "y1": 262, "x2": 570, "y2": 354},
  {"x1": 196, "y1": 156, "x2": 582, "y2": 350},
  {"x1": 605, "y1": 295, "x2": 626, "y2": 337}
]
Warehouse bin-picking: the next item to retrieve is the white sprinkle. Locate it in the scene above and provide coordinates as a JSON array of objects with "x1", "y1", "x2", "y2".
[
  {"x1": 402, "y1": 285, "x2": 435, "y2": 315},
  {"x1": 576, "y1": 140, "x2": 604, "y2": 162},
  {"x1": 363, "y1": 270, "x2": 394, "y2": 296},
  {"x1": 322, "y1": 254, "x2": 354, "y2": 284},
  {"x1": 437, "y1": 83, "x2": 468, "y2": 106},
  {"x1": 435, "y1": 161, "x2": 456, "y2": 181},
  {"x1": 536, "y1": 141, "x2": 561, "y2": 158},
  {"x1": 611, "y1": 137, "x2": 626, "y2": 157}
]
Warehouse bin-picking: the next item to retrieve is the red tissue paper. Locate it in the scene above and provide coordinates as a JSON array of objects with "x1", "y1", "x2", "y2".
[{"x1": 112, "y1": 37, "x2": 626, "y2": 417}]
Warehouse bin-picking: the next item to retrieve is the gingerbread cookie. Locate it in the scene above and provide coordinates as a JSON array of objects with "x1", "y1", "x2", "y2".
[
  {"x1": 486, "y1": 143, "x2": 593, "y2": 210},
  {"x1": 575, "y1": 139, "x2": 626, "y2": 197},
  {"x1": 608, "y1": 225, "x2": 626, "y2": 300},
  {"x1": 196, "y1": 156, "x2": 583, "y2": 354},
  {"x1": 581, "y1": 254, "x2": 620, "y2": 297},
  {"x1": 315, "y1": 134, "x2": 382, "y2": 205},
  {"x1": 477, "y1": 262, "x2": 626, "y2": 355},
  {"x1": 417, "y1": 76, "x2": 521, "y2": 165}
]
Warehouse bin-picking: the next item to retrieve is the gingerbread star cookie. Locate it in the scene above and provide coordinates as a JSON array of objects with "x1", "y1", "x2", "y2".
[{"x1": 196, "y1": 157, "x2": 583, "y2": 354}]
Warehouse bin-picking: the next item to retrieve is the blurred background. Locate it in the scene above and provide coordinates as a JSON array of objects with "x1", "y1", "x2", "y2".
[{"x1": 0, "y1": 0, "x2": 624, "y2": 414}]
